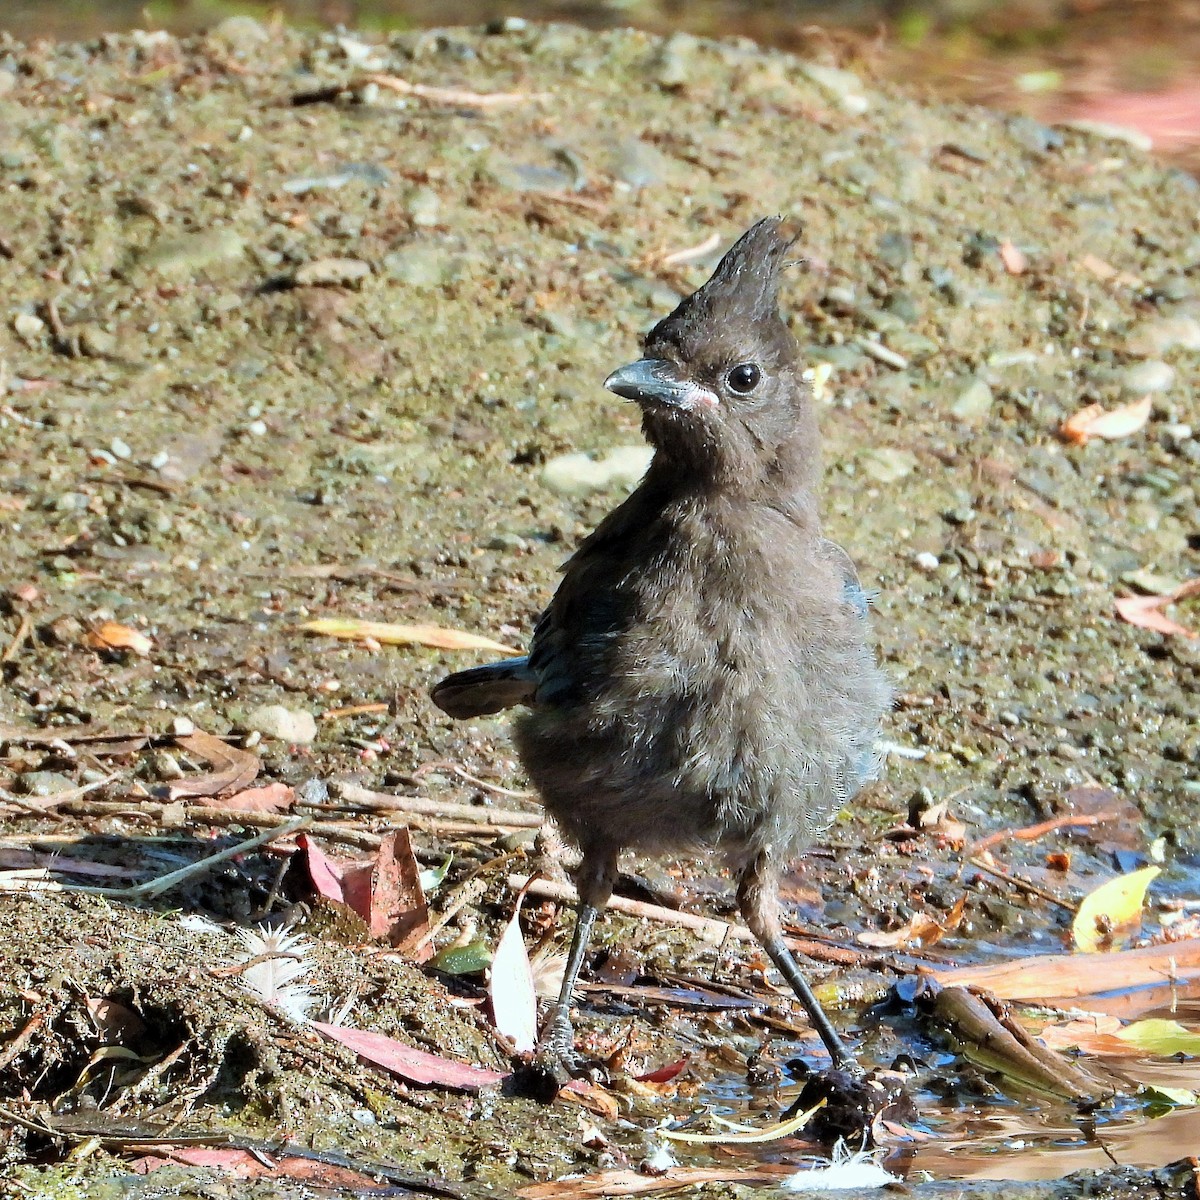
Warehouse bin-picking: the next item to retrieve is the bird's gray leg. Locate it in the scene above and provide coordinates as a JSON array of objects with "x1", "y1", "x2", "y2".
[
  {"x1": 536, "y1": 843, "x2": 620, "y2": 1073},
  {"x1": 737, "y1": 850, "x2": 856, "y2": 1071}
]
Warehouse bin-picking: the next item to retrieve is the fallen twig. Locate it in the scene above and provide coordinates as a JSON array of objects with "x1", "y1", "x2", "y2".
[
  {"x1": 970, "y1": 811, "x2": 1120, "y2": 855},
  {"x1": 0, "y1": 772, "x2": 122, "y2": 814},
  {"x1": 656, "y1": 232, "x2": 721, "y2": 268},
  {"x1": 0, "y1": 817, "x2": 310, "y2": 899},
  {"x1": 412, "y1": 762, "x2": 535, "y2": 801},
  {"x1": 1, "y1": 612, "x2": 33, "y2": 663},
  {"x1": 364, "y1": 72, "x2": 549, "y2": 107},
  {"x1": 335, "y1": 781, "x2": 541, "y2": 826},
  {"x1": 967, "y1": 855, "x2": 1076, "y2": 911}
]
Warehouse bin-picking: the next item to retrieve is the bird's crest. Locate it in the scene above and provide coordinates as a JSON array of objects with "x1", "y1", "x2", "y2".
[{"x1": 648, "y1": 217, "x2": 799, "y2": 352}]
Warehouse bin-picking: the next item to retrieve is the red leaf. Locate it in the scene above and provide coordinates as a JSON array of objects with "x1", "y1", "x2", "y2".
[
  {"x1": 340, "y1": 829, "x2": 429, "y2": 946},
  {"x1": 1115, "y1": 578, "x2": 1200, "y2": 639},
  {"x1": 297, "y1": 834, "x2": 345, "y2": 903},
  {"x1": 311, "y1": 1020, "x2": 507, "y2": 1091},
  {"x1": 214, "y1": 782, "x2": 295, "y2": 812},
  {"x1": 635, "y1": 1057, "x2": 690, "y2": 1084}
]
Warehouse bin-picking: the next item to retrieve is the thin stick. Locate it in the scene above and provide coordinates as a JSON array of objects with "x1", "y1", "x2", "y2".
[
  {"x1": 413, "y1": 761, "x2": 535, "y2": 800},
  {"x1": 363, "y1": 72, "x2": 548, "y2": 107},
  {"x1": 6, "y1": 817, "x2": 311, "y2": 899},
  {"x1": 967, "y1": 856, "x2": 1075, "y2": 911},
  {"x1": 335, "y1": 781, "x2": 541, "y2": 826},
  {"x1": 1, "y1": 612, "x2": 33, "y2": 663},
  {"x1": 509, "y1": 873, "x2": 751, "y2": 944},
  {"x1": 970, "y1": 811, "x2": 1119, "y2": 855}
]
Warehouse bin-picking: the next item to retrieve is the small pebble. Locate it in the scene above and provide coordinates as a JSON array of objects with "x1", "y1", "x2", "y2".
[
  {"x1": 950, "y1": 378, "x2": 993, "y2": 423},
  {"x1": 1126, "y1": 315, "x2": 1200, "y2": 357},
  {"x1": 540, "y1": 445, "x2": 653, "y2": 498},
  {"x1": 15, "y1": 770, "x2": 76, "y2": 797},
  {"x1": 246, "y1": 419, "x2": 268, "y2": 436},
  {"x1": 110, "y1": 436, "x2": 132, "y2": 460},
  {"x1": 78, "y1": 325, "x2": 117, "y2": 358},
  {"x1": 293, "y1": 257, "x2": 371, "y2": 288},
  {"x1": 913, "y1": 551, "x2": 939, "y2": 571},
  {"x1": 1120, "y1": 359, "x2": 1174, "y2": 395},
  {"x1": 858, "y1": 447, "x2": 917, "y2": 483},
  {"x1": 13, "y1": 312, "x2": 45, "y2": 342},
  {"x1": 245, "y1": 704, "x2": 318, "y2": 745}
]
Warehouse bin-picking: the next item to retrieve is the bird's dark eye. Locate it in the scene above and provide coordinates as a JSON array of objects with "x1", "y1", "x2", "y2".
[{"x1": 726, "y1": 363, "x2": 760, "y2": 394}]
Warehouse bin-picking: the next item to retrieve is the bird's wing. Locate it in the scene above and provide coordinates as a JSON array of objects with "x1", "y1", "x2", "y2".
[
  {"x1": 429, "y1": 656, "x2": 537, "y2": 718},
  {"x1": 818, "y1": 537, "x2": 874, "y2": 618}
]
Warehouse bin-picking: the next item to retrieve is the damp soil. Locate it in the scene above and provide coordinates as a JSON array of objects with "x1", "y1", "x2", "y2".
[{"x1": 0, "y1": 17, "x2": 1199, "y2": 1198}]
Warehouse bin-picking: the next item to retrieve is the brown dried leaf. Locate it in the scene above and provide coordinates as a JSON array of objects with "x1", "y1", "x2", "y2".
[
  {"x1": 168, "y1": 729, "x2": 260, "y2": 799},
  {"x1": 1060, "y1": 395, "x2": 1152, "y2": 445},
  {"x1": 859, "y1": 912, "x2": 946, "y2": 949},
  {"x1": 341, "y1": 828, "x2": 430, "y2": 947},
  {"x1": 211, "y1": 782, "x2": 295, "y2": 812},
  {"x1": 1115, "y1": 577, "x2": 1200, "y2": 639},
  {"x1": 85, "y1": 620, "x2": 153, "y2": 656}
]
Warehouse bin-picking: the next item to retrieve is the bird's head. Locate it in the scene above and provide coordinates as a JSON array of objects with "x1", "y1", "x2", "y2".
[{"x1": 605, "y1": 217, "x2": 817, "y2": 497}]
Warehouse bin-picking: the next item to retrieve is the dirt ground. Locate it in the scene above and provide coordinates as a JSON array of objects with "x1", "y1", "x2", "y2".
[{"x1": 1, "y1": 16, "x2": 1199, "y2": 1198}]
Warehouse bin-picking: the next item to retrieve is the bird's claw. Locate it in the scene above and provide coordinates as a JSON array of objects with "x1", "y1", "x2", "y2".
[
  {"x1": 793, "y1": 1065, "x2": 915, "y2": 1144},
  {"x1": 514, "y1": 1007, "x2": 608, "y2": 1101}
]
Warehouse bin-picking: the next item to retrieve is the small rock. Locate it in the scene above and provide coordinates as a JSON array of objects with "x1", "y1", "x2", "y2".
[
  {"x1": 13, "y1": 312, "x2": 44, "y2": 342},
  {"x1": 296, "y1": 778, "x2": 329, "y2": 806},
  {"x1": 654, "y1": 32, "x2": 700, "y2": 89},
  {"x1": 383, "y1": 245, "x2": 457, "y2": 288},
  {"x1": 245, "y1": 704, "x2": 318, "y2": 745},
  {"x1": 913, "y1": 551, "x2": 940, "y2": 571},
  {"x1": 110, "y1": 436, "x2": 132, "y2": 460},
  {"x1": 1125, "y1": 315, "x2": 1200, "y2": 358},
  {"x1": 293, "y1": 257, "x2": 371, "y2": 288},
  {"x1": 950, "y1": 378, "x2": 993, "y2": 423},
  {"x1": 799, "y1": 61, "x2": 869, "y2": 114},
  {"x1": 1163, "y1": 423, "x2": 1192, "y2": 449},
  {"x1": 149, "y1": 749, "x2": 185, "y2": 781},
  {"x1": 141, "y1": 228, "x2": 244, "y2": 277},
  {"x1": 1120, "y1": 359, "x2": 1174, "y2": 395},
  {"x1": 406, "y1": 186, "x2": 441, "y2": 227},
  {"x1": 15, "y1": 770, "x2": 76, "y2": 797},
  {"x1": 172, "y1": 716, "x2": 196, "y2": 736},
  {"x1": 541, "y1": 445, "x2": 654, "y2": 498},
  {"x1": 858, "y1": 447, "x2": 917, "y2": 483},
  {"x1": 208, "y1": 15, "x2": 270, "y2": 54},
  {"x1": 78, "y1": 325, "x2": 118, "y2": 358}
]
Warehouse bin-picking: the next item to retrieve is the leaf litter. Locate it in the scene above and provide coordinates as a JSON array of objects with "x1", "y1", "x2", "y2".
[{"x1": 2, "y1": 15, "x2": 1200, "y2": 1198}]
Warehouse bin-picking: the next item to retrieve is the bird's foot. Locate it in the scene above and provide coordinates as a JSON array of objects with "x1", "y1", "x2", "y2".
[
  {"x1": 792, "y1": 1063, "x2": 915, "y2": 1145},
  {"x1": 513, "y1": 1007, "x2": 607, "y2": 1102}
]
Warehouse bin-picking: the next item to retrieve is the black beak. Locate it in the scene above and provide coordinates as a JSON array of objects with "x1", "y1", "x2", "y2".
[{"x1": 604, "y1": 359, "x2": 718, "y2": 411}]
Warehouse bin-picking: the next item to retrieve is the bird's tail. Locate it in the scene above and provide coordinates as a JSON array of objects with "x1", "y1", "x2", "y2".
[{"x1": 430, "y1": 656, "x2": 537, "y2": 718}]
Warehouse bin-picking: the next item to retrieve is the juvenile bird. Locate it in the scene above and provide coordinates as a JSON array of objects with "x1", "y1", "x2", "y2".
[{"x1": 432, "y1": 217, "x2": 890, "y2": 1082}]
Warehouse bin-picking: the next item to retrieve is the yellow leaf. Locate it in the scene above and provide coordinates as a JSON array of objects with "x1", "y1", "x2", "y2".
[
  {"x1": 1073, "y1": 865, "x2": 1160, "y2": 952},
  {"x1": 301, "y1": 618, "x2": 519, "y2": 655},
  {"x1": 1115, "y1": 1018, "x2": 1200, "y2": 1057},
  {"x1": 658, "y1": 1100, "x2": 824, "y2": 1144}
]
